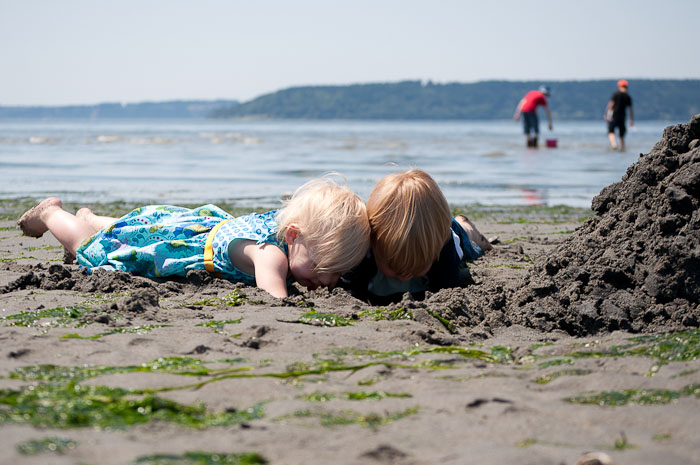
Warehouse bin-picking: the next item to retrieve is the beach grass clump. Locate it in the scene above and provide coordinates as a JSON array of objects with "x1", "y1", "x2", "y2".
[
  {"x1": 298, "y1": 311, "x2": 353, "y2": 327},
  {"x1": 16, "y1": 437, "x2": 78, "y2": 455},
  {"x1": 0, "y1": 382, "x2": 264, "y2": 429},
  {"x1": 565, "y1": 384, "x2": 700, "y2": 406},
  {"x1": 132, "y1": 451, "x2": 268, "y2": 465}
]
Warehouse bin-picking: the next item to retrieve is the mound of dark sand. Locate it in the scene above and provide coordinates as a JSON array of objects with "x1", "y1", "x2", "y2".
[{"x1": 508, "y1": 114, "x2": 700, "y2": 335}]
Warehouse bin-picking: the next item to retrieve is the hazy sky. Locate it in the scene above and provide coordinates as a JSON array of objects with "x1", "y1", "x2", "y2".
[{"x1": 2, "y1": 0, "x2": 699, "y2": 105}]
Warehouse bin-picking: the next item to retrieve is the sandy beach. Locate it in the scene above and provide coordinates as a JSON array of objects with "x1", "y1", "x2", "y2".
[{"x1": 1, "y1": 116, "x2": 699, "y2": 465}]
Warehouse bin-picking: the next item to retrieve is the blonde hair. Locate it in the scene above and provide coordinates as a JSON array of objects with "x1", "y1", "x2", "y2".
[
  {"x1": 367, "y1": 169, "x2": 451, "y2": 277},
  {"x1": 277, "y1": 174, "x2": 370, "y2": 274}
]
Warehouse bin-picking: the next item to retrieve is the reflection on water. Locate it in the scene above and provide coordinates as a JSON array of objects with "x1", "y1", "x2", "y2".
[{"x1": 0, "y1": 119, "x2": 674, "y2": 208}]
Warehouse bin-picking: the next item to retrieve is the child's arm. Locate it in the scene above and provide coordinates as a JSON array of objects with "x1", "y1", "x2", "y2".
[{"x1": 248, "y1": 243, "x2": 290, "y2": 298}]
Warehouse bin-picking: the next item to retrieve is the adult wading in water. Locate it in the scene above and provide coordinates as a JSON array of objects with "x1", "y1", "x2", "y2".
[
  {"x1": 605, "y1": 79, "x2": 634, "y2": 151},
  {"x1": 513, "y1": 85, "x2": 553, "y2": 148}
]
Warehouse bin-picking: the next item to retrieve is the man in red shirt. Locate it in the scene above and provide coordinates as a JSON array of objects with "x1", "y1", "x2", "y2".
[{"x1": 513, "y1": 85, "x2": 553, "y2": 147}]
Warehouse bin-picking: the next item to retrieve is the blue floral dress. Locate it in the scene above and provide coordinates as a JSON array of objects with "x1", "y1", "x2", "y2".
[{"x1": 76, "y1": 205, "x2": 288, "y2": 286}]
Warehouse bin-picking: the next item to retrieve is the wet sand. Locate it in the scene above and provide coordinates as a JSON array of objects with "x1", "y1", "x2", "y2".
[{"x1": 1, "y1": 210, "x2": 698, "y2": 465}]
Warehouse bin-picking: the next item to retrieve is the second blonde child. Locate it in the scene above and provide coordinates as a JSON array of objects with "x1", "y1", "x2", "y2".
[{"x1": 340, "y1": 169, "x2": 491, "y2": 304}]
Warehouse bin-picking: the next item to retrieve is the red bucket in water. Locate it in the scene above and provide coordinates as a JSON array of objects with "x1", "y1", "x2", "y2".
[{"x1": 546, "y1": 138, "x2": 558, "y2": 148}]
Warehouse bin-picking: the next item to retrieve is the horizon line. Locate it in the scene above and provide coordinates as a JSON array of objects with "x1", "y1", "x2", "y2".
[{"x1": 3, "y1": 77, "x2": 699, "y2": 108}]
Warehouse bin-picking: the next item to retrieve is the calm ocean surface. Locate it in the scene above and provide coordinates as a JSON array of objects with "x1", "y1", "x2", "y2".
[{"x1": 0, "y1": 119, "x2": 676, "y2": 209}]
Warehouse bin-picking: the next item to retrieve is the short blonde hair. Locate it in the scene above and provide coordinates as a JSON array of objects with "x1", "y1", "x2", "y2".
[
  {"x1": 367, "y1": 169, "x2": 451, "y2": 278},
  {"x1": 277, "y1": 174, "x2": 370, "y2": 274}
]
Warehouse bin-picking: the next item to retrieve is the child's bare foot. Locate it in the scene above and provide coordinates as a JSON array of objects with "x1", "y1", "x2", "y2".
[
  {"x1": 17, "y1": 197, "x2": 63, "y2": 237},
  {"x1": 456, "y1": 214, "x2": 493, "y2": 252}
]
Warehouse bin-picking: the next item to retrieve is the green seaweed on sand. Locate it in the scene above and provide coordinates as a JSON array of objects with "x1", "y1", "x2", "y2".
[
  {"x1": 653, "y1": 433, "x2": 672, "y2": 441},
  {"x1": 293, "y1": 299, "x2": 315, "y2": 309},
  {"x1": 452, "y1": 204, "x2": 589, "y2": 224},
  {"x1": 612, "y1": 433, "x2": 637, "y2": 450},
  {"x1": 132, "y1": 451, "x2": 268, "y2": 465},
  {"x1": 277, "y1": 407, "x2": 418, "y2": 430},
  {"x1": 25, "y1": 245, "x2": 63, "y2": 252},
  {"x1": 0, "y1": 255, "x2": 40, "y2": 262},
  {"x1": 357, "y1": 376, "x2": 380, "y2": 386},
  {"x1": 427, "y1": 310, "x2": 456, "y2": 334},
  {"x1": 2, "y1": 305, "x2": 93, "y2": 328},
  {"x1": 489, "y1": 346, "x2": 515, "y2": 363},
  {"x1": 298, "y1": 311, "x2": 353, "y2": 327},
  {"x1": 7, "y1": 344, "x2": 510, "y2": 401},
  {"x1": 567, "y1": 329, "x2": 700, "y2": 374},
  {"x1": 196, "y1": 319, "x2": 243, "y2": 334},
  {"x1": 533, "y1": 369, "x2": 592, "y2": 385},
  {"x1": 328, "y1": 345, "x2": 505, "y2": 364},
  {"x1": 9, "y1": 356, "x2": 247, "y2": 383},
  {"x1": 16, "y1": 437, "x2": 78, "y2": 455},
  {"x1": 516, "y1": 438, "x2": 537, "y2": 448},
  {"x1": 672, "y1": 368, "x2": 699, "y2": 378},
  {"x1": 538, "y1": 358, "x2": 573, "y2": 368},
  {"x1": 0, "y1": 382, "x2": 264, "y2": 429},
  {"x1": 486, "y1": 263, "x2": 526, "y2": 269},
  {"x1": 62, "y1": 324, "x2": 170, "y2": 339},
  {"x1": 565, "y1": 384, "x2": 700, "y2": 406},
  {"x1": 191, "y1": 290, "x2": 247, "y2": 307},
  {"x1": 302, "y1": 390, "x2": 412, "y2": 402},
  {"x1": 356, "y1": 307, "x2": 413, "y2": 321}
]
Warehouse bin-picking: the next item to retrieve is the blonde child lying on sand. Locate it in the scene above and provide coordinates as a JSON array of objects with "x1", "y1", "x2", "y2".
[
  {"x1": 18, "y1": 176, "x2": 370, "y2": 298},
  {"x1": 340, "y1": 169, "x2": 493, "y2": 305}
]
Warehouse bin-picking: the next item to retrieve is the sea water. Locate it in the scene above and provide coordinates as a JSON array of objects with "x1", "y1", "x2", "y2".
[{"x1": 0, "y1": 119, "x2": 674, "y2": 208}]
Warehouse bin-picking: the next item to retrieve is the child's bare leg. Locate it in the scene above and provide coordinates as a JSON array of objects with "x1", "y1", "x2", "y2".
[
  {"x1": 18, "y1": 198, "x2": 97, "y2": 256},
  {"x1": 76, "y1": 208, "x2": 117, "y2": 231},
  {"x1": 455, "y1": 215, "x2": 493, "y2": 252}
]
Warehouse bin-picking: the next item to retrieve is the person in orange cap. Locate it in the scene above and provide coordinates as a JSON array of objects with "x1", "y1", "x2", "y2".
[{"x1": 604, "y1": 79, "x2": 634, "y2": 151}]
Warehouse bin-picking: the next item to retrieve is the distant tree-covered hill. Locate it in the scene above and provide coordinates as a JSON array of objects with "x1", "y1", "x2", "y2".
[
  {"x1": 0, "y1": 100, "x2": 238, "y2": 119},
  {"x1": 210, "y1": 80, "x2": 700, "y2": 120}
]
